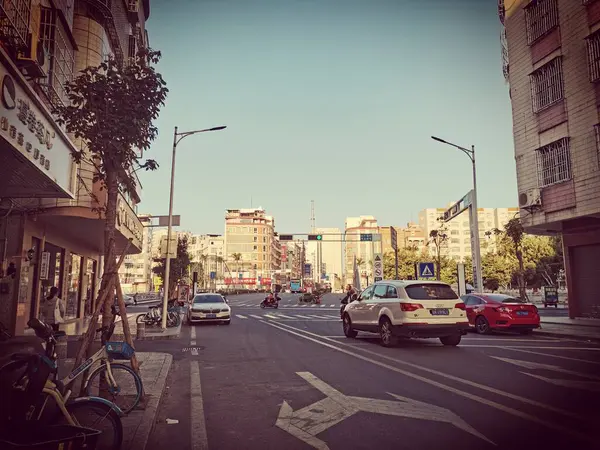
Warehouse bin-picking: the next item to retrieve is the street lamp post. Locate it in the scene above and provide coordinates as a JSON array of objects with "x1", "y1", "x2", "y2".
[
  {"x1": 161, "y1": 125, "x2": 226, "y2": 329},
  {"x1": 431, "y1": 136, "x2": 483, "y2": 291}
]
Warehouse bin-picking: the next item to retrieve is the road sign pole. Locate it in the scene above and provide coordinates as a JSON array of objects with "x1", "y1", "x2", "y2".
[
  {"x1": 394, "y1": 250, "x2": 399, "y2": 280},
  {"x1": 471, "y1": 145, "x2": 483, "y2": 291}
]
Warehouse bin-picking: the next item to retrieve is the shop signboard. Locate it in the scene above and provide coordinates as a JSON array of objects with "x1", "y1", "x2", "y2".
[
  {"x1": 39, "y1": 251, "x2": 50, "y2": 280},
  {"x1": 0, "y1": 62, "x2": 73, "y2": 196},
  {"x1": 116, "y1": 196, "x2": 143, "y2": 249}
]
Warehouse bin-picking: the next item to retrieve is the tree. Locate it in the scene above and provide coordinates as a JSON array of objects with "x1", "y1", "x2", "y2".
[
  {"x1": 56, "y1": 48, "x2": 168, "y2": 329},
  {"x1": 231, "y1": 253, "x2": 242, "y2": 272},
  {"x1": 153, "y1": 236, "x2": 192, "y2": 299},
  {"x1": 427, "y1": 219, "x2": 449, "y2": 281},
  {"x1": 492, "y1": 217, "x2": 526, "y2": 299}
]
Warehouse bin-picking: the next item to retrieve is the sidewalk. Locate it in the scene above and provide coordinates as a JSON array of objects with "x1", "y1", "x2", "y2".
[
  {"x1": 537, "y1": 317, "x2": 600, "y2": 342},
  {"x1": 111, "y1": 313, "x2": 182, "y2": 341},
  {"x1": 58, "y1": 352, "x2": 172, "y2": 450}
]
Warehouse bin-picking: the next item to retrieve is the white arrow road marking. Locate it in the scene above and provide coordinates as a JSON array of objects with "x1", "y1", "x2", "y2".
[
  {"x1": 275, "y1": 371, "x2": 494, "y2": 449},
  {"x1": 522, "y1": 373, "x2": 600, "y2": 392},
  {"x1": 491, "y1": 357, "x2": 600, "y2": 380}
]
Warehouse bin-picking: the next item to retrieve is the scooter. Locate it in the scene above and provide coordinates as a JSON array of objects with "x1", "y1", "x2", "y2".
[
  {"x1": 340, "y1": 294, "x2": 358, "y2": 319},
  {"x1": 260, "y1": 296, "x2": 279, "y2": 309}
]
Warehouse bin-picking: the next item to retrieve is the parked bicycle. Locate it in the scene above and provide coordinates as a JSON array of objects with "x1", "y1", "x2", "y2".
[
  {"x1": 136, "y1": 301, "x2": 181, "y2": 327},
  {"x1": 0, "y1": 318, "x2": 124, "y2": 450}
]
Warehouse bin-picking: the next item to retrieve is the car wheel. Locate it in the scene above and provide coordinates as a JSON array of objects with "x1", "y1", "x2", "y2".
[
  {"x1": 379, "y1": 317, "x2": 397, "y2": 347},
  {"x1": 440, "y1": 334, "x2": 462, "y2": 346},
  {"x1": 475, "y1": 315, "x2": 491, "y2": 335},
  {"x1": 342, "y1": 314, "x2": 357, "y2": 338}
]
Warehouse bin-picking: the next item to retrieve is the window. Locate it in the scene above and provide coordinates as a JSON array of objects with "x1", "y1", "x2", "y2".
[
  {"x1": 450, "y1": 230, "x2": 459, "y2": 235},
  {"x1": 535, "y1": 138, "x2": 572, "y2": 187},
  {"x1": 451, "y1": 238, "x2": 460, "y2": 244},
  {"x1": 405, "y1": 283, "x2": 458, "y2": 300},
  {"x1": 38, "y1": 7, "x2": 75, "y2": 108},
  {"x1": 128, "y1": 34, "x2": 137, "y2": 62},
  {"x1": 373, "y1": 285, "x2": 387, "y2": 299},
  {"x1": 595, "y1": 124, "x2": 600, "y2": 167},
  {"x1": 530, "y1": 57, "x2": 564, "y2": 113},
  {"x1": 587, "y1": 31, "x2": 600, "y2": 83},
  {"x1": 386, "y1": 286, "x2": 398, "y2": 298},
  {"x1": 525, "y1": 0, "x2": 558, "y2": 45}
]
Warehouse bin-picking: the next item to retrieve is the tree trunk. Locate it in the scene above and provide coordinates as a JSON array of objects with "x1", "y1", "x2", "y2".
[{"x1": 516, "y1": 248, "x2": 527, "y2": 300}]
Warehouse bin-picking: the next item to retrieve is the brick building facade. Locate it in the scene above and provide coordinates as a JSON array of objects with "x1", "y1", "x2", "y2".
[{"x1": 502, "y1": 0, "x2": 600, "y2": 318}]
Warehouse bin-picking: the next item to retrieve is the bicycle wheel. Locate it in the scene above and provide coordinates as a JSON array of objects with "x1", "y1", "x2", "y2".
[
  {"x1": 136, "y1": 313, "x2": 149, "y2": 325},
  {"x1": 57, "y1": 399, "x2": 123, "y2": 450},
  {"x1": 85, "y1": 363, "x2": 143, "y2": 414},
  {"x1": 170, "y1": 311, "x2": 181, "y2": 327},
  {"x1": 166, "y1": 312, "x2": 178, "y2": 328}
]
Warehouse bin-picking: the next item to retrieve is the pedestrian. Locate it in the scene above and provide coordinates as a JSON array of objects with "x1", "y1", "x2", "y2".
[
  {"x1": 41, "y1": 286, "x2": 65, "y2": 332},
  {"x1": 133, "y1": 293, "x2": 138, "y2": 305}
]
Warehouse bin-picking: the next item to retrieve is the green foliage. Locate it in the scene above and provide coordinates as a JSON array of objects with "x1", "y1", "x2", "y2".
[
  {"x1": 153, "y1": 236, "x2": 192, "y2": 298},
  {"x1": 383, "y1": 248, "x2": 457, "y2": 285},
  {"x1": 55, "y1": 48, "x2": 169, "y2": 196}
]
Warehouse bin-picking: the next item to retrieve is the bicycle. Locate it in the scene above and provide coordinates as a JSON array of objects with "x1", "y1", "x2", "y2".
[
  {"x1": 136, "y1": 301, "x2": 181, "y2": 327},
  {"x1": 0, "y1": 318, "x2": 123, "y2": 449}
]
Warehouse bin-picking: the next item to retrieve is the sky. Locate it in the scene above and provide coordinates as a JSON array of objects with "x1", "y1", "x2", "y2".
[{"x1": 139, "y1": 0, "x2": 516, "y2": 235}]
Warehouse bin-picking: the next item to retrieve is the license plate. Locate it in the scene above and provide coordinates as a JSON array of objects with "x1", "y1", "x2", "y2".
[
  {"x1": 205, "y1": 313, "x2": 216, "y2": 319},
  {"x1": 430, "y1": 308, "x2": 449, "y2": 316},
  {"x1": 516, "y1": 311, "x2": 528, "y2": 316}
]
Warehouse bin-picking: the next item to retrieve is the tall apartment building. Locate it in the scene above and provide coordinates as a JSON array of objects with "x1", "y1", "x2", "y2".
[
  {"x1": 279, "y1": 240, "x2": 303, "y2": 281},
  {"x1": 224, "y1": 208, "x2": 278, "y2": 285},
  {"x1": 379, "y1": 223, "x2": 427, "y2": 254},
  {"x1": 0, "y1": 0, "x2": 150, "y2": 334},
  {"x1": 502, "y1": 0, "x2": 600, "y2": 317},
  {"x1": 119, "y1": 214, "x2": 152, "y2": 293},
  {"x1": 418, "y1": 207, "x2": 519, "y2": 262},
  {"x1": 344, "y1": 216, "x2": 381, "y2": 284}
]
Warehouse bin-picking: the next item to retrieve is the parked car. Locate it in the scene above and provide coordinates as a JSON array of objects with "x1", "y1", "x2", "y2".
[
  {"x1": 460, "y1": 293, "x2": 540, "y2": 335},
  {"x1": 342, "y1": 280, "x2": 469, "y2": 347},
  {"x1": 187, "y1": 293, "x2": 231, "y2": 325}
]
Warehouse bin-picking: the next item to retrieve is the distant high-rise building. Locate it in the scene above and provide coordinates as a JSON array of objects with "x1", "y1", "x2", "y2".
[
  {"x1": 224, "y1": 208, "x2": 278, "y2": 286},
  {"x1": 344, "y1": 216, "x2": 380, "y2": 285},
  {"x1": 418, "y1": 207, "x2": 519, "y2": 261}
]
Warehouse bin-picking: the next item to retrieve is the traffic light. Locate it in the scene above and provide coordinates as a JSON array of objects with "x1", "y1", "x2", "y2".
[
  {"x1": 308, "y1": 234, "x2": 322, "y2": 241},
  {"x1": 279, "y1": 234, "x2": 294, "y2": 241}
]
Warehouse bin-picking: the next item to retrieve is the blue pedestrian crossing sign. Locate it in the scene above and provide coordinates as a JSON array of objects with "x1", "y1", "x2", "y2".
[{"x1": 418, "y1": 262, "x2": 436, "y2": 279}]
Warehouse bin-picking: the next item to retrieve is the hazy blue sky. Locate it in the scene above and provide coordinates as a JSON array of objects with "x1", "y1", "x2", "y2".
[{"x1": 140, "y1": 0, "x2": 515, "y2": 235}]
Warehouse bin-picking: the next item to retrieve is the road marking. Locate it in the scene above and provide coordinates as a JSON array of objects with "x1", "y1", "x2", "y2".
[
  {"x1": 236, "y1": 314, "x2": 248, "y2": 319},
  {"x1": 301, "y1": 304, "x2": 308, "y2": 307},
  {"x1": 275, "y1": 314, "x2": 295, "y2": 319},
  {"x1": 502, "y1": 347, "x2": 600, "y2": 365},
  {"x1": 329, "y1": 304, "x2": 335, "y2": 307},
  {"x1": 190, "y1": 325, "x2": 196, "y2": 340},
  {"x1": 491, "y1": 356, "x2": 600, "y2": 380},
  {"x1": 522, "y1": 373, "x2": 600, "y2": 392},
  {"x1": 264, "y1": 314, "x2": 280, "y2": 319},
  {"x1": 190, "y1": 361, "x2": 209, "y2": 449},
  {"x1": 308, "y1": 315, "x2": 327, "y2": 319},
  {"x1": 458, "y1": 345, "x2": 600, "y2": 350},
  {"x1": 461, "y1": 337, "x2": 560, "y2": 342},
  {"x1": 276, "y1": 372, "x2": 493, "y2": 449},
  {"x1": 293, "y1": 315, "x2": 313, "y2": 319},
  {"x1": 320, "y1": 305, "x2": 326, "y2": 308},
  {"x1": 324, "y1": 315, "x2": 341, "y2": 319},
  {"x1": 250, "y1": 315, "x2": 263, "y2": 319},
  {"x1": 265, "y1": 321, "x2": 593, "y2": 426},
  {"x1": 190, "y1": 340, "x2": 196, "y2": 346}
]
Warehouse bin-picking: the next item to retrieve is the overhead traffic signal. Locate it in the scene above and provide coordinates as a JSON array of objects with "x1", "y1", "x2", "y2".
[
  {"x1": 308, "y1": 234, "x2": 323, "y2": 241},
  {"x1": 279, "y1": 234, "x2": 294, "y2": 241}
]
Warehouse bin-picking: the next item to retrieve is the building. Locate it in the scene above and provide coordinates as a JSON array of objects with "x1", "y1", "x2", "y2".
[
  {"x1": 380, "y1": 223, "x2": 427, "y2": 254},
  {"x1": 119, "y1": 214, "x2": 153, "y2": 293},
  {"x1": 501, "y1": 0, "x2": 600, "y2": 317},
  {"x1": 418, "y1": 207, "x2": 519, "y2": 261},
  {"x1": 344, "y1": 216, "x2": 381, "y2": 285},
  {"x1": 0, "y1": 0, "x2": 150, "y2": 334},
  {"x1": 188, "y1": 234, "x2": 225, "y2": 288},
  {"x1": 224, "y1": 208, "x2": 278, "y2": 288},
  {"x1": 279, "y1": 240, "x2": 303, "y2": 282}
]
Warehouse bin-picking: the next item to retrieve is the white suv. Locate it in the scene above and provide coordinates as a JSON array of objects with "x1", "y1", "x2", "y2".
[{"x1": 342, "y1": 280, "x2": 469, "y2": 347}]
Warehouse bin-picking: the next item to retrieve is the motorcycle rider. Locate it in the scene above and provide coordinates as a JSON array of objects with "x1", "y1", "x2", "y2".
[{"x1": 342, "y1": 284, "x2": 357, "y2": 303}]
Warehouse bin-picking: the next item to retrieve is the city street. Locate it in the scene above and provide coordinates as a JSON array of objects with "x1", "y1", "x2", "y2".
[{"x1": 138, "y1": 293, "x2": 599, "y2": 450}]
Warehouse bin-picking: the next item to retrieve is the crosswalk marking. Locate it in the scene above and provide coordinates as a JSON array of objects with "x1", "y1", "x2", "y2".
[
  {"x1": 276, "y1": 314, "x2": 295, "y2": 319},
  {"x1": 249, "y1": 314, "x2": 263, "y2": 319},
  {"x1": 236, "y1": 314, "x2": 248, "y2": 319},
  {"x1": 324, "y1": 314, "x2": 340, "y2": 319},
  {"x1": 294, "y1": 315, "x2": 313, "y2": 319},
  {"x1": 264, "y1": 314, "x2": 279, "y2": 319},
  {"x1": 320, "y1": 304, "x2": 326, "y2": 308},
  {"x1": 329, "y1": 304, "x2": 335, "y2": 307}
]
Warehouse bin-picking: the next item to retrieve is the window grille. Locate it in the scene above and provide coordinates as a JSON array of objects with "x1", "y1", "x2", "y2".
[
  {"x1": 525, "y1": 0, "x2": 558, "y2": 45},
  {"x1": 530, "y1": 57, "x2": 564, "y2": 113},
  {"x1": 587, "y1": 31, "x2": 600, "y2": 82},
  {"x1": 535, "y1": 138, "x2": 572, "y2": 187},
  {"x1": 0, "y1": 0, "x2": 31, "y2": 50}
]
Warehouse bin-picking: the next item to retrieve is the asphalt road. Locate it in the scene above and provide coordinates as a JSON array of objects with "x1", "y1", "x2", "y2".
[{"x1": 142, "y1": 293, "x2": 599, "y2": 450}]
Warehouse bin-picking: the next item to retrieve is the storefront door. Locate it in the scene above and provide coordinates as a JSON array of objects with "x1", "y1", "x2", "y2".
[{"x1": 38, "y1": 242, "x2": 64, "y2": 319}]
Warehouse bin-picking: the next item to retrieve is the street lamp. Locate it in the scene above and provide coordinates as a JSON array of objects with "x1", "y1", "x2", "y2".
[
  {"x1": 161, "y1": 125, "x2": 227, "y2": 329},
  {"x1": 431, "y1": 136, "x2": 483, "y2": 291}
]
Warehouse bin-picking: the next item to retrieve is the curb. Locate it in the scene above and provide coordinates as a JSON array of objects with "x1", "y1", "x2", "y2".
[
  {"x1": 534, "y1": 330, "x2": 600, "y2": 343},
  {"x1": 129, "y1": 353, "x2": 173, "y2": 450},
  {"x1": 541, "y1": 321, "x2": 600, "y2": 328}
]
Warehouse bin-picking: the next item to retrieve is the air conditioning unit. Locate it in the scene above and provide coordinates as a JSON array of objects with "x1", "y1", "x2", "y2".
[
  {"x1": 519, "y1": 188, "x2": 542, "y2": 209},
  {"x1": 16, "y1": 7, "x2": 49, "y2": 79}
]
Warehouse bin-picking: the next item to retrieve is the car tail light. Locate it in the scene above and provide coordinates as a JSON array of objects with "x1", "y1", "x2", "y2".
[
  {"x1": 454, "y1": 303, "x2": 465, "y2": 310},
  {"x1": 496, "y1": 306, "x2": 511, "y2": 313},
  {"x1": 401, "y1": 303, "x2": 423, "y2": 312}
]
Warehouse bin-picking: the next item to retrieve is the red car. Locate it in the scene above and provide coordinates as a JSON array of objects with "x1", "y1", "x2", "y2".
[{"x1": 460, "y1": 293, "x2": 540, "y2": 335}]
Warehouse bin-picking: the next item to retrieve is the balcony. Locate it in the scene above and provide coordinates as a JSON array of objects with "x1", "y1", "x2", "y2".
[{"x1": 0, "y1": 0, "x2": 31, "y2": 51}]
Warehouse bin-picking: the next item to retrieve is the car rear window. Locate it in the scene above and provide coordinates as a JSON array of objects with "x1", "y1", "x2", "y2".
[
  {"x1": 193, "y1": 295, "x2": 224, "y2": 304},
  {"x1": 485, "y1": 294, "x2": 526, "y2": 303},
  {"x1": 405, "y1": 284, "x2": 458, "y2": 300}
]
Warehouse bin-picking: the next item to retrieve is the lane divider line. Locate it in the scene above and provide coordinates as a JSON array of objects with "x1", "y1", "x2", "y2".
[
  {"x1": 260, "y1": 320, "x2": 594, "y2": 444},
  {"x1": 190, "y1": 361, "x2": 209, "y2": 449}
]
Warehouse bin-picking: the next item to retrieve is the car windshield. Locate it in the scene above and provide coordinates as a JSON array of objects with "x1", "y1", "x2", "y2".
[
  {"x1": 486, "y1": 294, "x2": 527, "y2": 304},
  {"x1": 193, "y1": 295, "x2": 224, "y2": 304},
  {"x1": 405, "y1": 284, "x2": 458, "y2": 300}
]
